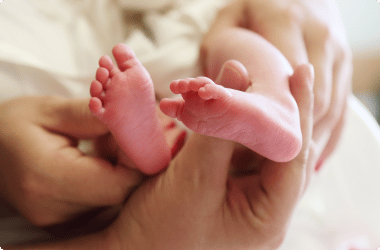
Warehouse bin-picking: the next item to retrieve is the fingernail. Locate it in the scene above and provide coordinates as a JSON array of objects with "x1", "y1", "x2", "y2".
[
  {"x1": 165, "y1": 121, "x2": 177, "y2": 130},
  {"x1": 171, "y1": 131, "x2": 187, "y2": 158},
  {"x1": 315, "y1": 158, "x2": 325, "y2": 172}
]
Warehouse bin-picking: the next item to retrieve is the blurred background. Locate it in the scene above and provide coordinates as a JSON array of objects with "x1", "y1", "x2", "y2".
[{"x1": 336, "y1": 0, "x2": 380, "y2": 123}]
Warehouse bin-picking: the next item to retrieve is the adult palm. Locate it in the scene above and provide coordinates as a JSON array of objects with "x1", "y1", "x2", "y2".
[{"x1": 109, "y1": 65, "x2": 315, "y2": 250}]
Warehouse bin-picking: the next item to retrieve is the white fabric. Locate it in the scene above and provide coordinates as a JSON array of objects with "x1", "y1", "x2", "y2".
[
  {"x1": 280, "y1": 97, "x2": 380, "y2": 249},
  {"x1": 0, "y1": 0, "x2": 379, "y2": 248}
]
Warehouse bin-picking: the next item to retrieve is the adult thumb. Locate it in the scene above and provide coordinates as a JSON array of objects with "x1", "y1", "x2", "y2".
[
  {"x1": 168, "y1": 133, "x2": 234, "y2": 198},
  {"x1": 40, "y1": 97, "x2": 108, "y2": 138}
]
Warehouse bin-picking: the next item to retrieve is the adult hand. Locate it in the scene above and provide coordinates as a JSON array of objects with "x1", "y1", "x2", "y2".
[
  {"x1": 0, "y1": 96, "x2": 143, "y2": 227},
  {"x1": 105, "y1": 64, "x2": 314, "y2": 250},
  {"x1": 201, "y1": 0, "x2": 352, "y2": 171}
]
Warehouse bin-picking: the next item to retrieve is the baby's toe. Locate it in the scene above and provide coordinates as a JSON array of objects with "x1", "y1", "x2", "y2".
[
  {"x1": 99, "y1": 55, "x2": 114, "y2": 71},
  {"x1": 90, "y1": 80, "x2": 104, "y2": 98},
  {"x1": 89, "y1": 97, "x2": 104, "y2": 117},
  {"x1": 96, "y1": 67, "x2": 110, "y2": 85},
  {"x1": 177, "y1": 79, "x2": 191, "y2": 93}
]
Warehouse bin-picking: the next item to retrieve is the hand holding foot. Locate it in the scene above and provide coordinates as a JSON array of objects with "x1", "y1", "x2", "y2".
[
  {"x1": 3, "y1": 65, "x2": 314, "y2": 250},
  {"x1": 108, "y1": 64, "x2": 315, "y2": 250}
]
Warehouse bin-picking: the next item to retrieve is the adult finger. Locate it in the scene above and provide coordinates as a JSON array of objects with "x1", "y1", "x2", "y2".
[
  {"x1": 227, "y1": 64, "x2": 314, "y2": 236},
  {"x1": 314, "y1": 109, "x2": 345, "y2": 172},
  {"x1": 8, "y1": 120, "x2": 142, "y2": 226},
  {"x1": 42, "y1": 145, "x2": 144, "y2": 206},
  {"x1": 303, "y1": 23, "x2": 335, "y2": 124},
  {"x1": 312, "y1": 46, "x2": 352, "y2": 168},
  {"x1": 38, "y1": 97, "x2": 109, "y2": 138},
  {"x1": 266, "y1": 64, "x2": 314, "y2": 199},
  {"x1": 303, "y1": 0, "x2": 352, "y2": 156}
]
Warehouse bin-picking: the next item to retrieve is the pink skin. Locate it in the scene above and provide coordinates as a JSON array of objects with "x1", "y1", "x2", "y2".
[
  {"x1": 160, "y1": 28, "x2": 302, "y2": 162},
  {"x1": 89, "y1": 44, "x2": 171, "y2": 174}
]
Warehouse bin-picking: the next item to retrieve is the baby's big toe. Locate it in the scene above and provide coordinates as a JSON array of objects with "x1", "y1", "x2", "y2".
[{"x1": 112, "y1": 43, "x2": 138, "y2": 71}]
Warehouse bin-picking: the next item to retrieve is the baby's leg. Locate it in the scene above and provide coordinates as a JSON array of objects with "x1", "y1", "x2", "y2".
[
  {"x1": 161, "y1": 28, "x2": 302, "y2": 162},
  {"x1": 89, "y1": 44, "x2": 171, "y2": 174}
]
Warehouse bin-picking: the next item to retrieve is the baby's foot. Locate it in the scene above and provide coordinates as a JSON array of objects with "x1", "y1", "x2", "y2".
[
  {"x1": 89, "y1": 44, "x2": 171, "y2": 174},
  {"x1": 160, "y1": 61, "x2": 302, "y2": 162}
]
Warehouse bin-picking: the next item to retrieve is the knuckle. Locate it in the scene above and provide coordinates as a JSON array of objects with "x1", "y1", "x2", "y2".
[
  {"x1": 262, "y1": 225, "x2": 287, "y2": 249},
  {"x1": 310, "y1": 23, "x2": 333, "y2": 51},
  {"x1": 307, "y1": 19, "x2": 333, "y2": 49},
  {"x1": 317, "y1": 24, "x2": 332, "y2": 43},
  {"x1": 281, "y1": 4, "x2": 303, "y2": 24},
  {"x1": 335, "y1": 44, "x2": 352, "y2": 65}
]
